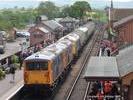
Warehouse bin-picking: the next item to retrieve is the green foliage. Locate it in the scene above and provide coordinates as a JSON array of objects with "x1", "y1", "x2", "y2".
[
  {"x1": 11, "y1": 55, "x2": 19, "y2": 64},
  {"x1": 0, "y1": 68, "x2": 5, "y2": 79},
  {"x1": 0, "y1": 8, "x2": 38, "y2": 31},
  {"x1": 0, "y1": 1, "x2": 92, "y2": 31},
  {"x1": 60, "y1": 1, "x2": 91, "y2": 19},
  {"x1": 71, "y1": 1, "x2": 91, "y2": 18},
  {"x1": 93, "y1": 10, "x2": 108, "y2": 23},
  {"x1": 60, "y1": 5, "x2": 71, "y2": 17},
  {"x1": 38, "y1": 1, "x2": 60, "y2": 19}
]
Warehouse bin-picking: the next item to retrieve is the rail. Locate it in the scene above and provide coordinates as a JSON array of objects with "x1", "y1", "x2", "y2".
[
  {"x1": 83, "y1": 82, "x2": 91, "y2": 100},
  {"x1": 65, "y1": 25, "x2": 103, "y2": 100},
  {"x1": 66, "y1": 21, "x2": 105, "y2": 100}
]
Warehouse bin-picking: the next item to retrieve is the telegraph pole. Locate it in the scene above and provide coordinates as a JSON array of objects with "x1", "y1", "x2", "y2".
[
  {"x1": 111, "y1": 0, "x2": 113, "y2": 9},
  {"x1": 109, "y1": 0, "x2": 113, "y2": 29}
]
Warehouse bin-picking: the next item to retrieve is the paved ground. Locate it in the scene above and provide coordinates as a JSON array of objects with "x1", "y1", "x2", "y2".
[
  {"x1": 0, "y1": 38, "x2": 25, "y2": 60},
  {"x1": 0, "y1": 69, "x2": 23, "y2": 99},
  {"x1": 0, "y1": 37, "x2": 26, "y2": 99}
]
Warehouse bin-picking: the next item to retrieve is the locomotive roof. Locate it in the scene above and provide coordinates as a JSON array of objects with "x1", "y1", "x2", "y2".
[
  {"x1": 77, "y1": 27, "x2": 88, "y2": 32},
  {"x1": 25, "y1": 49, "x2": 56, "y2": 61},
  {"x1": 45, "y1": 43, "x2": 64, "y2": 55},
  {"x1": 69, "y1": 33, "x2": 79, "y2": 38},
  {"x1": 56, "y1": 40, "x2": 73, "y2": 51},
  {"x1": 84, "y1": 22, "x2": 95, "y2": 28},
  {"x1": 56, "y1": 41, "x2": 68, "y2": 49},
  {"x1": 58, "y1": 38, "x2": 72, "y2": 46},
  {"x1": 66, "y1": 33, "x2": 80, "y2": 41},
  {"x1": 74, "y1": 29, "x2": 85, "y2": 35}
]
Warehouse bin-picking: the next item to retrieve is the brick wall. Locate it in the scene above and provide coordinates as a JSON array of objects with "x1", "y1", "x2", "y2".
[{"x1": 116, "y1": 20, "x2": 133, "y2": 46}]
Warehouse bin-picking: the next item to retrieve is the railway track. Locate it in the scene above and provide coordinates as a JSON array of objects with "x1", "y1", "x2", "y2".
[
  {"x1": 83, "y1": 25, "x2": 109, "y2": 100},
  {"x1": 83, "y1": 81, "x2": 92, "y2": 100},
  {"x1": 65, "y1": 26, "x2": 103, "y2": 100}
]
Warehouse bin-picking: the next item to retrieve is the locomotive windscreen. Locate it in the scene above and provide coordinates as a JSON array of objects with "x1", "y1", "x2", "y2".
[{"x1": 26, "y1": 61, "x2": 48, "y2": 70}]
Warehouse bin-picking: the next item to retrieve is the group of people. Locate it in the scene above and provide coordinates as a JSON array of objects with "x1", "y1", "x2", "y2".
[
  {"x1": 100, "y1": 39, "x2": 119, "y2": 56},
  {"x1": 89, "y1": 81, "x2": 119, "y2": 100},
  {"x1": 91, "y1": 41, "x2": 119, "y2": 99},
  {"x1": 19, "y1": 43, "x2": 43, "y2": 69},
  {"x1": 100, "y1": 40, "x2": 111, "y2": 57},
  {"x1": 9, "y1": 43, "x2": 43, "y2": 83},
  {"x1": 0, "y1": 42, "x2": 45, "y2": 83},
  {"x1": 101, "y1": 46, "x2": 111, "y2": 56}
]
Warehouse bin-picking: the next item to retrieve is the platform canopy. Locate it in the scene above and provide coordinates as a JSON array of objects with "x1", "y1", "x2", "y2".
[{"x1": 84, "y1": 57, "x2": 120, "y2": 81}]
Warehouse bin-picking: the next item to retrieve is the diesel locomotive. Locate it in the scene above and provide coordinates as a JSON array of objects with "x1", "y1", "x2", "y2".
[{"x1": 23, "y1": 22, "x2": 95, "y2": 92}]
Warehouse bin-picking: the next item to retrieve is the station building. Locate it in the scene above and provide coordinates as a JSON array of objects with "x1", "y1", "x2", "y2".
[
  {"x1": 109, "y1": 8, "x2": 133, "y2": 48},
  {"x1": 29, "y1": 15, "x2": 64, "y2": 46},
  {"x1": 117, "y1": 46, "x2": 133, "y2": 100},
  {"x1": 59, "y1": 16, "x2": 79, "y2": 34},
  {"x1": 113, "y1": 15, "x2": 133, "y2": 47},
  {"x1": 84, "y1": 46, "x2": 133, "y2": 100}
]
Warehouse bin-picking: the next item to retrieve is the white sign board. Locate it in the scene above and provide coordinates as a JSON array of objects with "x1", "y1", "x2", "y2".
[{"x1": 21, "y1": 38, "x2": 30, "y2": 52}]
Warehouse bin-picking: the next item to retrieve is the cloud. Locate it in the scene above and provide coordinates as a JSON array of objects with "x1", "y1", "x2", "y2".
[
  {"x1": 0, "y1": 0, "x2": 49, "y2": 2},
  {"x1": 100, "y1": 0, "x2": 133, "y2": 2},
  {"x1": 109, "y1": 0, "x2": 132, "y2": 2},
  {"x1": 0, "y1": 0, "x2": 132, "y2": 3},
  {"x1": 72, "y1": 0, "x2": 133, "y2": 2}
]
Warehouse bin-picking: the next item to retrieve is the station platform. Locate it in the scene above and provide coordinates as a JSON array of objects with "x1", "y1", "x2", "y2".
[
  {"x1": 0, "y1": 37, "x2": 25, "y2": 60},
  {"x1": 0, "y1": 69, "x2": 23, "y2": 100}
]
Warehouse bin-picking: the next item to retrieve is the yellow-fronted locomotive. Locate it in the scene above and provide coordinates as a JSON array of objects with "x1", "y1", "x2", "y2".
[{"x1": 23, "y1": 22, "x2": 95, "y2": 92}]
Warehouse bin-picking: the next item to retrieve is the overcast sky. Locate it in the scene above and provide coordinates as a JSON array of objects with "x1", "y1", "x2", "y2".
[{"x1": 0, "y1": 0, "x2": 133, "y2": 9}]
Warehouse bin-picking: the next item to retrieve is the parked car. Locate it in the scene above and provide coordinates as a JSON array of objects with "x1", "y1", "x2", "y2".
[
  {"x1": 0, "y1": 31, "x2": 7, "y2": 38},
  {"x1": 16, "y1": 31, "x2": 30, "y2": 37},
  {"x1": 0, "y1": 33, "x2": 6, "y2": 54}
]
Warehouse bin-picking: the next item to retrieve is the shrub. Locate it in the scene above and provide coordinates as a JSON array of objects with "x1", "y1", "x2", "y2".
[{"x1": 0, "y1": 68, "x2": 6, "y2": 79}]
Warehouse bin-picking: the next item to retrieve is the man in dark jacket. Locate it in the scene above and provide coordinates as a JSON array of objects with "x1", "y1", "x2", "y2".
[
  {"x1": 10, "y1": 64, "x2": 16, "y2": 83},
  {"x1": 19, "y1": 53, "x2": 24, "y2": 70}
]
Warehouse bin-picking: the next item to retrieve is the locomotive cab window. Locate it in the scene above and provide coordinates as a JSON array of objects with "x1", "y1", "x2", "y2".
[{"x1": 26, "y1": 61, "x2": 48, "y2": 70}]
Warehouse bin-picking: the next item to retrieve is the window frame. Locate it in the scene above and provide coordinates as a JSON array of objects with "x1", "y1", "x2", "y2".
[{"x1": 25, "y1": 60, "x2": 48, "y2": 71}]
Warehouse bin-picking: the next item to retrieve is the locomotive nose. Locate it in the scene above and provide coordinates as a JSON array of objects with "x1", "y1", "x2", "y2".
[{"x1": 25, "y1": 71, "x2": 50, "y2": 84}]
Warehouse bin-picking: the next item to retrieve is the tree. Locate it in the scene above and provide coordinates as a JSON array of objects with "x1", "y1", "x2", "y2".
[
  {"x1": 38, "y1": 1, "x2": 59, "y2": 19},
  {"x1": 60, "y1": 5, "x2": 71, "y2": 17},
  {"x1": 0, "y1": 8, "x2": 37, "y2": 30},
  {"x1": 70, "y1": 1, "x2": 91, "y2": 19}
]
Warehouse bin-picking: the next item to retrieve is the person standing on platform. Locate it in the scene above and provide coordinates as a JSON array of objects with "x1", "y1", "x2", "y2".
[
  {"x1": 8, "y1": 57, "x2": 12, "y2": 68},
  {"x1": 10, "y1": 64, "x2": 16, "y2": 83},
  {"x1": 101, "y1": 46, "x2": 106, "y2": 56},
  {"x1": 96, "y1": 90, "x2": 104, "y2": 100},
  {"x1": 10, "y1": 55, "x2": 17, "y2": 83},
  {"x1": 105, "y1": 47, "x2": 111, "y2": 56},
  {"x1": 19, "y1": 53, "x2": 24, "y2": 70},
  {"x1": 104, "y1": 81, "x2": 112, "y2": 95}
]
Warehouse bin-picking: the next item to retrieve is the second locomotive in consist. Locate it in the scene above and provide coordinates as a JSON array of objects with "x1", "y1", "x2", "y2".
[{"x1": 23, "y1": 21, "x2": 95, "y2": 92}]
